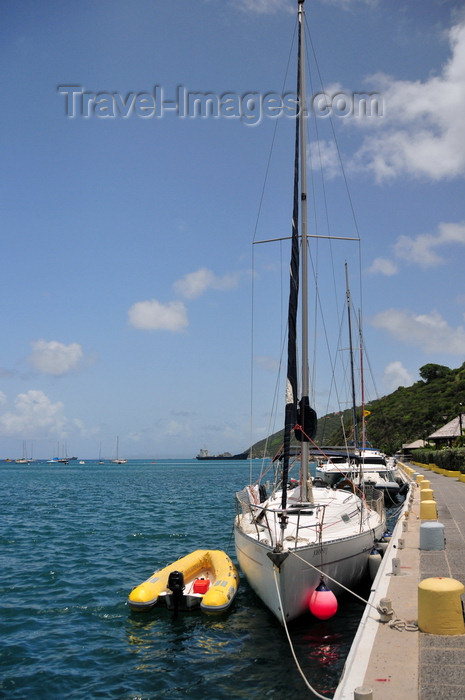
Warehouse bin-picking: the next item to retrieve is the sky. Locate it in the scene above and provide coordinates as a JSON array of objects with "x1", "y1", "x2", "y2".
[{"x1": 1, "y1": 0, "x2": 465, "y2": 459}]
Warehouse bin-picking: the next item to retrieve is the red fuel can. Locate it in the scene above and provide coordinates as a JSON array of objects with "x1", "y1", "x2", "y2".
[{"x1": 193, "y1": 578, "x2": 210, "y2": 594}]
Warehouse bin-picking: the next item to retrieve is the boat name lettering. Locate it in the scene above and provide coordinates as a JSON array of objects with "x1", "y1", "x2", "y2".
[{"x1": 313, "y1": 547, "x2": 328, "y2": 557}]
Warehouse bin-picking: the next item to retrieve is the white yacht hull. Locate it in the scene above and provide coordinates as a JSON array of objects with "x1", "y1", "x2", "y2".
[
  {"x1": 316, "y1": 465, "x2": 402, "y2": 503},
  {"x1": 235, "y1": 526, "x2": 382, "y2": 623},
  {"x1": 315, "y1": 466, "x2": 346, "y2": 486},
  {"x1": 234, "y1": 486, "x2": 385, "y2": 623}
]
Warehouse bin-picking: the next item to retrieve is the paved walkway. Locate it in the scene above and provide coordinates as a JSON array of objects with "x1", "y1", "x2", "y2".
[
  {"x1": 416, "y1": 464, "x2": 465, "y2": 700},
  {"x1": 334, "y1": 462, "x2": 465, "y2": 700}
]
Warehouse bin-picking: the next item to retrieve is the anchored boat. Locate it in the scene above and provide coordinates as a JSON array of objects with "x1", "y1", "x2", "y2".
[
  {"x1": 233, "y1": 0, "x2": 386, "y2": 625},
  {"x1": 128, "y1": 549, "x2": 239, "y2": 614},
  {"x1": 312, "y1": 267, "x2": 406, "y2": 505},
  {"x1": 315, "y1": 448, "x2": 403, "y2": 504}
]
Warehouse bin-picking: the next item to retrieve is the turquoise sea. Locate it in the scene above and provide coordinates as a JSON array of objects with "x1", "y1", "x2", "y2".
[{"x1": 1, "y1": 459, "x2": 378, "y2": 699}]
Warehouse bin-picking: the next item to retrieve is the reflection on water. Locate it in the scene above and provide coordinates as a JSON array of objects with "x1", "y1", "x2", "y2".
[
  {"x1": 304, "y1": 627, "x2": 343, "y2": 667},
  {"x1": 125, "y1": 583, "x2": 368, "y2": 698}
]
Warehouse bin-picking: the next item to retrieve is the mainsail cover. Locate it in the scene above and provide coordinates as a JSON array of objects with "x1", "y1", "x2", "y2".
[
  {"x1": 281, "y1": 25, "x2": 302, "y2": 511},
  {"x1": 281, "y1": 14, "x2": 317, "y2": 509}
]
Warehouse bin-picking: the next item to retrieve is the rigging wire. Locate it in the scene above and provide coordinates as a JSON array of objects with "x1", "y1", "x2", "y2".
[
  {"x1": 248, "y1": 11, "x2": 367, "y2": 456},
  {"x1": 248, "y1": 8, "x2": 382, "y2": 470},
  {"x1": 289, "y1": 547, "x2": 417, "y2": 633},
  {"x1": 248, "y1": 19, "x2": 299, "y2": 479},
  {"x1": 302, "y1": 13, "x2": 368, "y2": 427}
]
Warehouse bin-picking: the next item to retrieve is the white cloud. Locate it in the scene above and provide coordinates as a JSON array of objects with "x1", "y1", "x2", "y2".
[
  {"x1": 173, "y1": 268, "x2": 238, "y2": 299},
  {"x1": 371, "y1": 308, "x2": 465, "y2": 354},
  {"x1": 353, "y1": 20, "x2": 465, "y2": 181},
  {"x1": 128, "y1": 268, "x2": 237, "y2": 332},
  {"x1": 233, "y1": 0, "x2": 293, "y2": 14},
  {"x1": 28, "y1": 339, "x2": 83, "y2": 376},
  {"x1": 393, "y1": 222, "x2": 465, "y2": 267},
  {"x1": 369, "y1": 221, "x2": 465, "y2": 274},
  {"x1": 308, "y1": 140, "x2": 341, "y2": 180},
  {"x1": 128, "y1": 299, "x2": 188, "y2": 331},
  {"x1": 367, "y1": 257, "x2": 398, "y2": 275},
  {"x1": 382, "y1": 361, "x2": 414, "y2": 392},
  {"x1": 0, "y1": 390, "x2": 66, "y2": 437},
  {"x1": 71, "y1": 417, "x2": 99, "y2": 438},
  {"x1": 164, "y1": 419, "x2": 192, "y2": 437},
  {"x1": 256, "y1": 355, "x2": 280, "y2": 372},
  {"x1": 0, "y1": 391, "x2": 7, "y2": 405}
]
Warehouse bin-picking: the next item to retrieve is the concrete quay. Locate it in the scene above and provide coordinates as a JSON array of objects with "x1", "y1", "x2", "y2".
[{"x1": 334, "y1": 462, "x2": 465, "y2": 700}]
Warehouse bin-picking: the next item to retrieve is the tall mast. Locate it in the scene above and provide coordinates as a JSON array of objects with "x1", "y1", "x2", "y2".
[
  {"x1": 345, "y1": 263, "x2": 358, "y2": 449},
  {"x1": 298, "y1": 0, "x2": 313, "y2": 503},
  {"x1": 359, "y1": 309, "x2": 366, "y2": 449},
  {"x1": 281, "y1": 0, "x2": 316, "y2": 512}
]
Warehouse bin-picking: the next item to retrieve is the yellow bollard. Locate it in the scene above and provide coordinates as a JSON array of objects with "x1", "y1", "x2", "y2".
[
  {"x1": 420, "y1": 479, "x2": 431, "y2": 490},
  {"x1": 420, "y1": 499, "x2": 438, "y2": 520},
  {"x1": 418, "y1": 577, "x2": 465, "y2": 635},
  {"x1": 416, "y1": 474, "x2": 424, "y2": 483},
  {"x1": 420, "y1": 488, "x2": 434, "y2": 502}
]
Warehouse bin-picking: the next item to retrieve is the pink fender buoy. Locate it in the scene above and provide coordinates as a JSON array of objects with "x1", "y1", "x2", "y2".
[{"x1": 309, "y1": 579, "x2": 338, "y2": 620}]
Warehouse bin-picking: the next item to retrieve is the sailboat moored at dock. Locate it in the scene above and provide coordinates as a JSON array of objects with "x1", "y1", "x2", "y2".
[{"x1": 233, "y1": 0, "x2": 386, "y2": 625}]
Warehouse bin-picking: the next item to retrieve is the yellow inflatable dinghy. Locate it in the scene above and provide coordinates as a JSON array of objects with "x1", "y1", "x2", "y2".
[{"x1": 128, "y1": 549, "x2": 239, "y2": 613}]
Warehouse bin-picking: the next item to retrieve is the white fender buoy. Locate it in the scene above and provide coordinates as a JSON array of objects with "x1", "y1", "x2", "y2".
[{"x1": 368, "y1": 548, "x2": 382, "y2": 580}]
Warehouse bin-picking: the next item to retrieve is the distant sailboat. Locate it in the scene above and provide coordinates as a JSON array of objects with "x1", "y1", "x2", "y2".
[
  {"x1": 111, "y1": 436, "x2": 127, "y2": 464},
  {"x1": 15, "y1": 441, "x2": 30, "y2": 464},
  {"x1": 47, "y1": 443, "x2": 69, "y2": 464},
  {"x1": 57, "y1": 443, "x2": 69, "y2": 464}
]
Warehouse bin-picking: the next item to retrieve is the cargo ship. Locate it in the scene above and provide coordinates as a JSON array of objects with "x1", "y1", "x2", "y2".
[{"x1": 195, "y1": 448, "x2": 248, "y2": 461}]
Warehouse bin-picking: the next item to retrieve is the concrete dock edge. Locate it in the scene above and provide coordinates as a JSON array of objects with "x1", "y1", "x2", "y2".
[
  {"x1": 334, "y1": 465, "x2": 419, "y2": 700},
  {"x1": 335, "y1": 461, "x2": 465, "y2": 700}
]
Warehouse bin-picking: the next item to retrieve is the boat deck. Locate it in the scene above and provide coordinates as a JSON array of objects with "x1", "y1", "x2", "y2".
[
  {"x1": 334, "y1": 462, "x2": 465, "y2": 700},
  {"x1": 240, "y1": 487, "x2": 383, "y2": 547}
]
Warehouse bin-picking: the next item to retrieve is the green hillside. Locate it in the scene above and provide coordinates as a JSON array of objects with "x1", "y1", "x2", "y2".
[{"x1": 249, "y1": 362, "x2": 465, "y2": 457}]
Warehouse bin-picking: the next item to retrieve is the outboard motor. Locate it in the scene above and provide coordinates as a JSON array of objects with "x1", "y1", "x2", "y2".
[{"x1": 167, "y1": 570, "x2": 185, "y2": 620}]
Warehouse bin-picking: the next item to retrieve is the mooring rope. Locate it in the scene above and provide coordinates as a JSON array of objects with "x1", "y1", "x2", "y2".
[
  {"x1": 272, "y1": 560, "x2": 418, "y2": 698},
  {"x1": 273, "y1": 568, "x2": 333, "y2": 699},
  {"x1": 290, "y1": 550, "x2": 378, "y2": 611},
  {"x1": 388, "y1": 618, "x2": 419, "y2": 632},
  {"x1": 290, "y1": 550, "x2": 418, "y2": 631}
]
